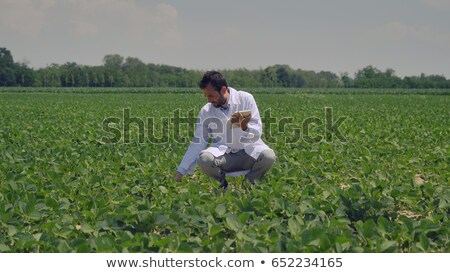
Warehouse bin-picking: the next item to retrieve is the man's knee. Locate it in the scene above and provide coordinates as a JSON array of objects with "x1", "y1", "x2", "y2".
[
  {"x1": 258, "y1": 149, "x2": 276, "y2": 168},
  {"x1": 198, "y1": 151, "x2": 215, "y2": 167}
]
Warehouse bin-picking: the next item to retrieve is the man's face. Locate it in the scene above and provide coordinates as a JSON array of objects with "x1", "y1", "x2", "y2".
[{"x1": 203, "y1": 85, "x2": 227, "y2": 108}]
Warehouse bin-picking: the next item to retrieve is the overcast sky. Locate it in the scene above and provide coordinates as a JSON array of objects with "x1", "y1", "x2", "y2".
[{"x1": 1, "y1": 0, "x2": 450, "y2": 77}]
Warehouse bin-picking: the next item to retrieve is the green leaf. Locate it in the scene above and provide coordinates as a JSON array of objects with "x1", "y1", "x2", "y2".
[
  {"x1": 400, "y1": 216, "x2": 414, "y2": 232},
  {"x1": 33, "y1": 233, "x2": 43, "y2": 241},
  {"x1": 28, "y1": 211, "x2": 42, "y2": 220},
  {"x1": 80, "y1": 223, "x2": 95, "y2": 234},
  {"x1": 419, "y1": 234, "x2": 429, "y2": 251},
  {"x1": 0, "y1": 244, "x2": 11, "y2": 252},
  {"x1": 363, "y1": 219, "x2": 377, "y2": 238},
  {"x1": 7, "y1": 226, "x2": 17, "y2": 237},
  {"x1": 238, "y1": 212, "x2": 251, "y2": 224},
  {"x1": 208, "y1": 225, "x2": 222, "y2": 237},
  {"x1": 380, "y1": 240, "x2": 397, "y2": 252},
  {"x1": 287, "y1": 219, "x2": 301, "y2": 237},
  {"x1": 225, "y1": 215, "x2": 241, "y2": 232},
  {"x1": 215, "y1": 204, "x2": 226, "y2": 217},
  {"x1": 158, "y1": 186, "x2": 168, "y2": 194},
  {"x1": 377, "y1": 216, "x2": 390, "y2": 234}
]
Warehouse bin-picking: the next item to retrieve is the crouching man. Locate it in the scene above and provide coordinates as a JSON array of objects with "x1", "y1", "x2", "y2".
[{"x1": 173, "y1": 71, "x2": 275, "y2": 189}]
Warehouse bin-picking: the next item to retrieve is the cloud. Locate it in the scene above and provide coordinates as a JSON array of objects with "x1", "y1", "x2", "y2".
[
  {"x1": 0, "y1": 0, "x2": 56, "y2": 38},
  {"x1": 420, "y1": 0, "x2": 450, "y2": 9},
  {"x1": 382, "y1": 21, "x2": 450, "y2": 44},
  {"x1": 152, "y1": 3, "x2": 182, "y2": 47},
  {"x1": 1, "y1": 0, "x2": 182, "y2": 47},
  {"x1": 67, "y1": 0, "x2": 181, "y2": 47}
]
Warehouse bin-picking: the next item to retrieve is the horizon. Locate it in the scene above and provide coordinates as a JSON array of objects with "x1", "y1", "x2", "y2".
[{"x1": 8, "y1": 53, "x2": 450, "y2": 79}]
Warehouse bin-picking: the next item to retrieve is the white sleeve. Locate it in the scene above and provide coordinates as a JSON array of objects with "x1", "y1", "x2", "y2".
[
  {"x1": 177, "y1": 108, "x2": 210, "y2": 175},
  {"x1": 235, "y1": 94, "x2": 262, "y2": 143}
]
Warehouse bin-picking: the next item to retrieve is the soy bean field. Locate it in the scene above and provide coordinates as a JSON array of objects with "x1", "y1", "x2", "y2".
[{"x1": 0, "y1": 88, "x2": 448, "y2": 252}]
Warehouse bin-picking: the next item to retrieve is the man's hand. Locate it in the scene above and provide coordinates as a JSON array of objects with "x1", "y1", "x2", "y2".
[
  {"x1": 173, "y1": 171, "x2": 183, "y2": 182},
  {"x1": 230, "y1": 112, "x2": 252, "y2": 131}
]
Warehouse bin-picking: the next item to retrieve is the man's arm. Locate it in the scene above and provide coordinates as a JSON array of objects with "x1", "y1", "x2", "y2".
[
  {"x1": 231, "y1": 93, "x2": 263, "y2": 144},
  {"x1": 244, "y1": 94, "x2": 263, "y2": 137},
  {"x1": 173, "y1": 108, "x2": 209, "y2": 182}
]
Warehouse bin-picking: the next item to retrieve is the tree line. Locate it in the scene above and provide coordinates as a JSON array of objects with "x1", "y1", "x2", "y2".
[{"x1": 1, "y1": 47, "x2": 449, "y2": 88}]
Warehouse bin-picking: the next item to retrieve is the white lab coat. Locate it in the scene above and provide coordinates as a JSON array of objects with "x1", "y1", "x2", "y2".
[{"x1": 177, "y1": 87, "x2": 272, "y2": 175}]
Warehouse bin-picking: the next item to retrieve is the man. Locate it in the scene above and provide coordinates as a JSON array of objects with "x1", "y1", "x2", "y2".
[{"x1": 173, "y1": 71, "x2": 275, "y2": 189}]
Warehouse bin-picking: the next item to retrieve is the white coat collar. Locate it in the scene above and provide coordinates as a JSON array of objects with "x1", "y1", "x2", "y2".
[{"x1": 212, "y1": 87, "x2": 237, "y2": 118}]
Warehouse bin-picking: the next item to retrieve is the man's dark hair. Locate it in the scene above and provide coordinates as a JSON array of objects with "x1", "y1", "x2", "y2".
[{"x1": 199, "y1": 71, "x2": 228, "y2": 92}]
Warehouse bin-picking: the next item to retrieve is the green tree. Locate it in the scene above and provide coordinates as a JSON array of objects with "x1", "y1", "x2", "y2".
[
  {"x1": 381, "y1": 68, "x2": 402, "y2": 88},
  {"x1": 262, "y1": 66, "x2": 277, "y2": 87},
  {"x1": 317, "y1": 71, "x2": 340, "y2": 87},
  {"x1": 340, "y1": 72, "x2": 354, "y2": 88},
  {"x1": 15, "y1": 63, "x2": 34, "y2": 86},
  {"x1": 298, "y1": 69, "x2": 319, "y2": 87},
  {"x1": 354, "y1": 66, "x2": 404, "y2": 88},
  {"x1": 0, "y1": 47, "x2": 17, "y2": 86},
  {"x1": 275, "y1": 65, "x2": 290, "y2": 87},
  {"x1": 103, "y1": 54, "x2": 125, "y2": 87},
  {"x1": 59, "y1": 62, "x2": 83, "y2": 87},
  {"x1": 354, "y1": 65, "x2": 383, "y2": 87},
  {"x1": 123, "y1": 57, "x2": 146, "y2": 87}
]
